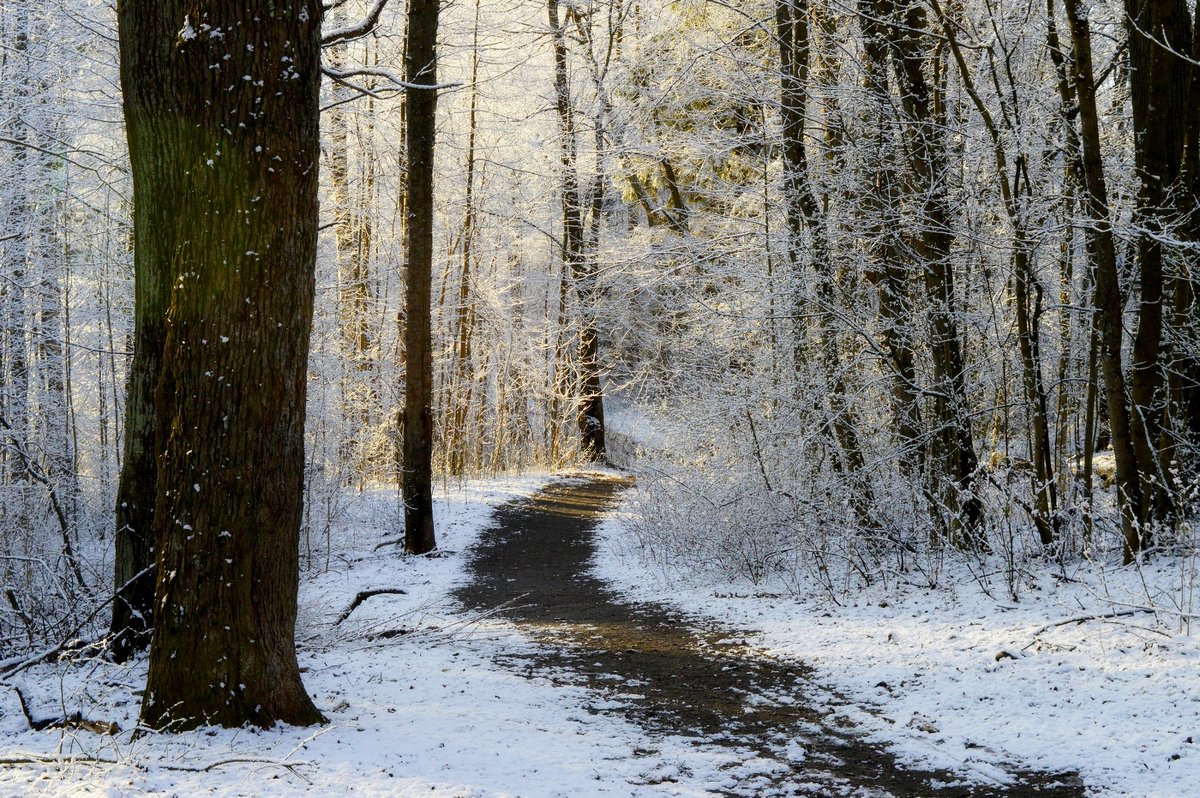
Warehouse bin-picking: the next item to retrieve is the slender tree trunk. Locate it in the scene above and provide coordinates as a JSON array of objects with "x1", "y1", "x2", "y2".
[
  {"x1": 402, "y1": 0, "x2": 440, "y2": 554},
  {"x1": 448, "y1": 0, "x2": 483, "y2": 477},
  {"x1": 931, "y1": 0, "x2": 1058, "y2": 545},
  {"x1": 880, "y1": 0, "x2": 983, "y2": 547},
  {"x1": 549, "y1": 0, "x2": 605, "y2": 460},
  {"x1": 858, "y1": 4, "x2": 924, "y2": 479},
  {"x1": 1063, "y1": 0, "x2": 1145, "y2": 561},
  {"x1": 777, "y1": 0, "x2": 875, "y2": 525}
]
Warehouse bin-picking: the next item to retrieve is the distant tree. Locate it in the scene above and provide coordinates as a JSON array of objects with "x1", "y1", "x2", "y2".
[
  {"x1": 120, "y1": 0, "x2": 325, "y2": 728},
  {"x1": 548, "y1": 0, "x2": 607, "y2": 462}
]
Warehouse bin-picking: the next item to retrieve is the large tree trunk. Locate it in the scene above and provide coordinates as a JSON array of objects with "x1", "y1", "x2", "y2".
[
  {"x1": 1179, "y1": 5, "x2": 1200, "y2": 450},
  {"x1": 122, "y1": 0, "x2": 325, "y2": 729},
  {"x1": 402, "y1": 0, "x2": 440, "y2": 554},
  {"x1": 97, "y1": 0, "x2": 161, "y2": 658}
]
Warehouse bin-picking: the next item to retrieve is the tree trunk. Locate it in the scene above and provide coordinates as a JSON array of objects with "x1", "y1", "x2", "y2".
[
  {"x1": 880, "y1": 0, "x2": 983, "y2": 547},
  {"x1": 447, "y1": 0, "x2": 483, "y2": 477},
  {"x1": 1063, "y1": 0, "x2": 1145, "y2": 561},
  {"x1": 1124, "y1": 0, "x2": 1193, "y2": 529},
  {"x1": 776, "y1": 0, "x2": 875, "y2": 526},
  {"x1": 123, "y1": 0, "x2": 326, "y2": 729},
  {"x1": 402, "y1": 0, "x2": 440, "y2": 554},
  {"x1": 549, "y1": 0, "x2": 606, "y2": 460},
  {"x1": 857, "y1": 3, "x2": 924, "y2": 480},
  {"x1": 930, "y1": 0, "x2": 1059, "y2": 545}
]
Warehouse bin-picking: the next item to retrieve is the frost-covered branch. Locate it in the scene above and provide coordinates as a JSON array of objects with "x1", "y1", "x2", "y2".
[
  {"x1": 323, "y1": 63, "x2": 460, "y2": 92},
  {"x1": 321, "y1": 0, "x2": 391, "y2": 46}
]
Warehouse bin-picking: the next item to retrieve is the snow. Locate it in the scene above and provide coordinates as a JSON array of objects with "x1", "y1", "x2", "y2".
[
  {"x1": 0, "y1": 475, "x2": 774, "y2": 797},
  {"x1": 5, "y1": 467, "x2": 1198, "y2": 796},
  {"x1": 592, "y1": 509, "x2": 1200, "y2": 797}
]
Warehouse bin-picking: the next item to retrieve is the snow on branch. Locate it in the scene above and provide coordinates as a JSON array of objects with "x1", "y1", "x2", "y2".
[
  {"x1": 322, "y1": 64, "x2": 461, "y2": 93},
  {"x1": 321, "y1": 0, "x2": 391, "y2": 46}
]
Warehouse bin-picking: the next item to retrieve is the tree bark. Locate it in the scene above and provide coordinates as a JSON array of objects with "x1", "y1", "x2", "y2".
[
  {"x1": 402, "y1": 0, "x2": 440, "y2": 554},
  {"x1": 1124, "y1": 0, "x2": 1194, "y2": 529},
  {"x1": 776, "y1": 0, "x2": 876, "y2": 527},
  {"x1": 1063, "y1": 0, "x2": 1145, "y2": 560},
  {"x1": 857, "y1": 2, "x2": 924, "y2": 480},
  {"x1": 550, "y1": 0, "x2": 606, "y2": 460},
  {"x1": 122, "y1": 0, "x2": 326, "y2": 729}
]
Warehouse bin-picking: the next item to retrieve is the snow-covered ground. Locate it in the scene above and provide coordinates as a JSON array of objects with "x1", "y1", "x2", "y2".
[
  {"x1": 0, "y1": 474, "x2": 788, "y2": 798},
  {"x1": 593, "y1": 508, "x2": 1200, "y2": 798},
  {"x1": 4, "y1": 465, "x2": 1197, "y2": 796}
]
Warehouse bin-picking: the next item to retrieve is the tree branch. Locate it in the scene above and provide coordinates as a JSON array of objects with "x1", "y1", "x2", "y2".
[
  {"x1": 334, "y1": 588, "x2": 409, "y2": 625},
  {"x1": 322, "y1": 0, "x2": 391, "y2": 46}
]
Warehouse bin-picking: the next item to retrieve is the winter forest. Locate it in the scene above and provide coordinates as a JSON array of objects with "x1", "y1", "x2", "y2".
[{"x1": 1, "y1": 0, "x2": 1199, "y2": 795}]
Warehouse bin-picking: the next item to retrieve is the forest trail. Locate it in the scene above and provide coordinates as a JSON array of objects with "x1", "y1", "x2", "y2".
[{"x1": 454, "y1": 473, "x2": 1085, "y2": 798}]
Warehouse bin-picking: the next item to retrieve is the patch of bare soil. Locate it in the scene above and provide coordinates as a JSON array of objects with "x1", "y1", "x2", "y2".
[{"x1": 454, "y1": 474, "x2": 1084, "y2": 797}]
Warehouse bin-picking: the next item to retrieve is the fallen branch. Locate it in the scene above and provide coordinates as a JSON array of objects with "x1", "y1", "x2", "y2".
[
  {"x1": 1021, "y1": 608, "x2": 1161, "y2": 652},
  {"x1": 11, "y1": 685, "x2": 119, "y2": 735},
  {"x1": 0, "y1": 752, "x2": 310, "y2": 775},
  {"x1": 334, "y1": 588, "x2": 409, "y2": 625},
  {"x1": 0, "y1": 564, "x2": 153, "y2": 677}
]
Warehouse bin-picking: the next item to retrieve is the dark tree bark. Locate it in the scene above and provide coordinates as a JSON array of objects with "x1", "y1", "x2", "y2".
[
  {"x1": 876, "y1": 0, "x2": 984, "y2": 548},
  {"x1": 402, "y1": 0, "x2": 439, "y2": 554},
  {"x1": 857, "y1": 2, "x2": 924, "y2": 480},
  {"x1": 1124, "y1": 0, "x2": 1194, "y2": 528},
  {"x1": 121, "y1": 0, "x2": 326, "y2": 729},
  {"x1": 1063, "y1": 0, "x2": 1145, "y2": 561},
  {"x1": 549, "y1": 0, "x2": 606, "y2": 460},
  {"x1": 1179, "y1": 5, "x2": 1200, "y2": 446}
]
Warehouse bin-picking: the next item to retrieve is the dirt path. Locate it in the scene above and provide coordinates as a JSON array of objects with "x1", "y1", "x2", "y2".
[{"x1": 454, "y1": 474, "x2": 1084, "y2": 797}]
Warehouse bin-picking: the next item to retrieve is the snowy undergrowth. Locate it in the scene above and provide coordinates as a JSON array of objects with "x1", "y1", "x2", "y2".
[
  {"x1": 593, "y1": 506, "x2": 1200, "y2": 798},
  {"x1": 0, "y1": 474, "x2": 752, "y2": 798}
]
